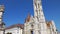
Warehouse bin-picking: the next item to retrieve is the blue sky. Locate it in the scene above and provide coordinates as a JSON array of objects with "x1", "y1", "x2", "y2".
[{"x1": 0, "y1": 0, "x2": 60, "y2": 31}]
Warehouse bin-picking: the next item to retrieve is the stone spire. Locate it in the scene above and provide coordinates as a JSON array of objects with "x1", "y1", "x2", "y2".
[
  {"x1": 33, "y1": 0, "x2": 47, "y2": 34},
  {"x1": 33, "y1": 0, "x2": 45, "y2": 22},
  {"x1": 25, "y1": 13, "x2": 31, "y2": 23}
]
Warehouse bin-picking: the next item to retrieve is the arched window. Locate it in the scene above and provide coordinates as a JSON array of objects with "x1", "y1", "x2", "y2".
[
  {"x1": 35, "y1": 2, "x2": 37, "y2": 8},
  {"x1": 38, "y1": 3, "x2": 40, "y2": 8}
]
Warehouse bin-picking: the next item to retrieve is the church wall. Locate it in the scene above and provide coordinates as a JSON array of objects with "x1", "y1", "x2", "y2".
[
  {"x1": 0, "y1": 31, "x2": 4, "y2": 34},
  {"x1": 5, "y1": 27, "x2": 23, "y2": 34}
]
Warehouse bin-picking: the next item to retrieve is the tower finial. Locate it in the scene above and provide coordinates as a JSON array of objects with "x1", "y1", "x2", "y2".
[{"x1": 0, "y1": 5, "x2": 4, "y2": 11}]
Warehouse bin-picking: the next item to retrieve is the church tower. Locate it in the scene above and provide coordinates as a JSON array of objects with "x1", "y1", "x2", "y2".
[
  {"x1": 24, "y1": 0, "x2": 48, "y2": 34},
  {"x1": 0, "y1": 5, "x2": 5, "y2": 34},
  {"x1": 33, "y1": 0, "x2": 47, "y2": 34},
  {"x1": 24, "y1": 0, "x2": 57, "y2": 34},
  {"x1": 33, "y1": 0, "x2": 45, "y2": 23}
]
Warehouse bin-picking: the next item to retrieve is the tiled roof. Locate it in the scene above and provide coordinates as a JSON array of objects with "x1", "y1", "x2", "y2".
[{"x1": 5, "y1": 24, "x2": 24, "y2": 30}]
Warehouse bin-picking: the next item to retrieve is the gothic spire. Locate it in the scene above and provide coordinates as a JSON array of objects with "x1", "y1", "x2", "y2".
[
  {"x1": 25, "y1": 12, "x2": 31, "y2": 23},
  {"x1": 33, "y1": 0, "x2": 45, "y2": 22}
]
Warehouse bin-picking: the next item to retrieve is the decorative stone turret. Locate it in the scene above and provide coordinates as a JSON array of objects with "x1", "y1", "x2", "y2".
[{"x1": 0, "y1": 5, "x2": 5, "y2": 34}]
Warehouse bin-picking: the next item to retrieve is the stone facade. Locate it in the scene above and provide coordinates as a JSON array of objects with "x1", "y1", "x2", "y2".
[
  {"x1": 24, "y1": 0, "x2": 57, "y2": 34},
  {"x1": 0, "y1": 0, "x2": 58, "y2": 34}
]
